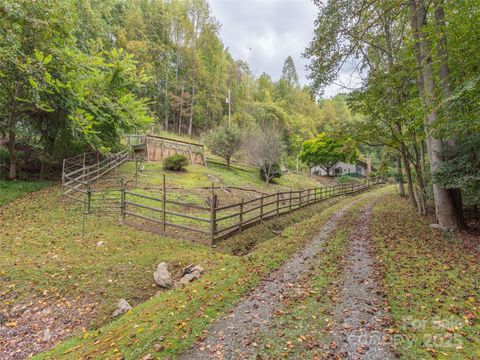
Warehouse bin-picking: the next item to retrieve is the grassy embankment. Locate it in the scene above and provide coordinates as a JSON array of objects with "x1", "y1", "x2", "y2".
[
  {"x1": 371, "y1": 195, "x2": 480, "y2": 359},
  {"x1": 0, "y1": 159, "x2": 346, "y2": 358},
  {"x1": 0, "y1": 179, "x2": 52, "y2": 206},
  {"x1": 39, "y1": 187, "x2": 384, "y2": 359}
]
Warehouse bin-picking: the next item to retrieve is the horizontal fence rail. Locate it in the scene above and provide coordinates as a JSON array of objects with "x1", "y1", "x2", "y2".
[
  {"x1": 120, "y1": 177, "x2": 383, "y2": 245},
  {"x1": 61, "y1": 150, "x2": 130, "y2": 209}
]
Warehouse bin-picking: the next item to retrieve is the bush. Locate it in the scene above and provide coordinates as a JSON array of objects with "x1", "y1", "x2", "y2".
[
  {"x1": 336, "y1": 175, "x2": 354, "y2": 184},
  {"x1": 260, "y1": 163, "x2": 282, "y2": 182},
  {"x1": 163, "y1": 154, "x2": 189, "y2": 171}
]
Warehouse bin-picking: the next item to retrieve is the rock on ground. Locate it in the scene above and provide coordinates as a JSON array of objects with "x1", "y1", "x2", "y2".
[
  {"x1": 178, "y1": 264, "x2": 204, "y2": 285},
  {"x1": 112, "y1": 299, "x2": 132, "y2": 317},
  {"x1": 153, "y1": 262, "x2": 173, "y2": 288}
]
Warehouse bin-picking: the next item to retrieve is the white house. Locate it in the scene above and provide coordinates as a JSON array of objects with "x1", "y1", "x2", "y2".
[{"x1": 311, "y1": 158, "x2": 372, "y2": 177}]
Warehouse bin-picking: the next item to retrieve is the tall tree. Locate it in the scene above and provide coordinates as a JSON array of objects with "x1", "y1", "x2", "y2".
[{"x1": 281, "y1": 56, "x2": 299, "y2": 87}]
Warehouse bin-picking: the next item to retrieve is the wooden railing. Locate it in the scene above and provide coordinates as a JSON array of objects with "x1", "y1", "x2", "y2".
[
  {"x1": 120, "y1": 177, "x2": 383, "y2": 245},
  {"x1": 61, "y1": 150, "x2": 130, "y2": 208}
]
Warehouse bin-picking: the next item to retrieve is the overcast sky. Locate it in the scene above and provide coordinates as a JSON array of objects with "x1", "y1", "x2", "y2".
[{"x1": 208, "y1": 0, "x2": 347, "y2": 97}]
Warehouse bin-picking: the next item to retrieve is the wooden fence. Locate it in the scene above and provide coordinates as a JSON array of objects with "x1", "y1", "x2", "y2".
[
  {"x1": 120, "y1": 177, "x2": 382, "y2": 245},
  {"x1": 61, "y1": 150, "x2": 130, "y2": 209}
]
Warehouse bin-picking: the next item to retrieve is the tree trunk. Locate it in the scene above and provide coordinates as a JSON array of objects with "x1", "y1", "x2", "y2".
[
  {"x1": 420, "y1": 140, "x2": 427, "y2": 180},
  {"x1": 410, "y1": 0, "x2": 459, "y2": 229},
  {"x1": 164, "y1": 73, "x2": 169, "y2": 132},
  {"x1": 434, "y1": 1, "x2": 467, "y2": 228},
  {"x1": 400, "y1": 148, "x2": 417, "y2": 209},
  {"x1": 8, "y1": 84, "x2": 22, "y2": 180},
  {"x1": 396, "y1": 156, "x2": 405, "y2": 196},
  {"x1": 178, "y1": 83, "x2": 184, "y2": 135},
  {"x1": 188, "y1": 85, "x2": 195, "y2": 136},
  {"x1": 413, "y1": 142, "x2": 427, "y2": 214},
  {"x1": 395, "y1": 120, "x2": 417, "y2": 209}
]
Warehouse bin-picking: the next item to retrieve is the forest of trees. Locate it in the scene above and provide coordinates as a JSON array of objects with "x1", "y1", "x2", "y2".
[
  {"x1": 306, "y1": 0, "x2": 480, "y2": 230},
  {"x1": 2, "y1": 0, "x2": 478, "y2": 230},
  {"x1": 0, "y1": 0, "x2": 346, "y2": 181}
]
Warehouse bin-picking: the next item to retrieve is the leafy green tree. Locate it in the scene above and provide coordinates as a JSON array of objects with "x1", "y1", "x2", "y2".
[
  {"x1": 299, "y1": 133, "x2": 358, "y2": 176},
  {"x1": 204, "y1": 123, "x2": 241, "y2": 168}
]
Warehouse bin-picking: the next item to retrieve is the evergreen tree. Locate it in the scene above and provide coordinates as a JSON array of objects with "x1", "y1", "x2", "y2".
[{"x1": 281, "y1": 56, "x2": 299, "y2": 87}]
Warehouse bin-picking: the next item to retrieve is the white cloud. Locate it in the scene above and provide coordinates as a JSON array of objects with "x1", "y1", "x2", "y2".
[
  {"x1": 209, "y1": 0, "x2": 316, "y2": 83},
  {"x1": 209, "y1": 0, "x2": 361, "y2": 98}
]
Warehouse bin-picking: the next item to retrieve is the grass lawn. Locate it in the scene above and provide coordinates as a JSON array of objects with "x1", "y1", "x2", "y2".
[
  {"x1": 121, "y1": 160, "x2": 323, "y2": 193},
  {"x1": 371, "y1": 195, "x2": 480, "y2": 359},
  {"x1": 0, "y1": 179, "x2": 52, "y2": 206}
]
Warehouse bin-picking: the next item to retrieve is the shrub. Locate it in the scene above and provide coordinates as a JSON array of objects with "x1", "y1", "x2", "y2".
[
  {"x1": 260, "y1": 163, "x2": 282, "y2": 182},
  {"x1": 163, "y1": 154, "x2": 189, "y2": 171},
  {"x1": 336, "y1": 175, "x2": 354, "y2": 184}
]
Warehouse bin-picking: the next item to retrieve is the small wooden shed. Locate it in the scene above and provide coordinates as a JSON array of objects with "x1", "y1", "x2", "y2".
[{"x1": 127, "y1": 134, "x2": 207, "y2": 166}]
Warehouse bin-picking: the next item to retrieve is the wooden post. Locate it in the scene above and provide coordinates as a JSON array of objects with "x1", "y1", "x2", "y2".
[
  {"x1": 314, "y1": 188, "x2": 317, "y2": 202},
  {"x1": 289, "y1": 190, "x2": 292, "y2": 212},
  {"x1": 86, "y1": 185, "x2": 91, "y2": 214},
  {"x1": 97, "y1": 152, "x2": 100, "y2": 177},
  {"x1": 82, "y1": 153, "x2": 86, "y2": 184},
  {"x1": 299, "y1": 189, "x2": 302, "y2": 207},
  {"x1": 162, "y1": 174, "x2": 166, "y2": 231},
  {"x1": 260, "y1": 195, "x2": 264, "y2": 223},
  {"x1": 239, "y1": 199, "x2": 244, "y2": 233},
  {"x1": 61, "y1": 158, "x2": 66, "y2": 196},
  {"x1": 120, "y1": 177, "x2": 126, "y2": 222},
  {"x1": 146, "y1": 137, "x2": 150, "y2": 162},
  {"x1": 210, "y1": 193, "x2": 217, "y2": 245},
  {"x1": 276, "y1": 190, "x2": 280, "y2": 216}
]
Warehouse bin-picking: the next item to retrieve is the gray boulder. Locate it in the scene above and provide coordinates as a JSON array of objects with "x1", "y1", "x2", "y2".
[
  {"x1": 112, "y1": 299, "x2": 132, "y2": 317},
  {"x1": 153, "y1": 262, "x2": 173, "y2": 288},
  {"x1": 179, "y1": 264, "x2": 204, "y2": 285}
]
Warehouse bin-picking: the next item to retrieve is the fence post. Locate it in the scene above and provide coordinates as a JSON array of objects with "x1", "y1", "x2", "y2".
[
  {"x1": 289, "y1": 190, "x2": 292, "y2": 212},
  {"x1": 209, "y1": 193, "x2": 217, "y2": 244},
  {"x1": 276, "y1": 190, "x2": 280, "y2": 216},
  {"x1": 82, "y1": 153, "x2": 86, "y2": 183},
  {"x1": 61, "y1": 158, "x2": 66, "y2": 197},
  {"x1": 299, "y1": 189, "x2": 302, "y2": 207},
  {"x1": 239, "y1": 198, "x2": 244, "y2": 233},
  {"x1": 162, "y1": 174, "x2": 166, "y2": 231},
  {"x1": 260, "y1": 195, "x2": 264, "y2": 223},
  {"x1": 120, "y1": 177, "x2": 125, "y2": 222},
  {"x1": 314, "y1": 188, "x2": 317, "y2": 202},
  {"x1": 86, "y1": 184, "x2": 91, "y2": 214}
]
